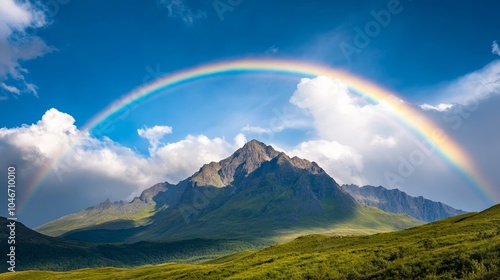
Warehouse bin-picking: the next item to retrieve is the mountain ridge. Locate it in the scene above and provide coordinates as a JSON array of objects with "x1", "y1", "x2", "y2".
[
  {"x1": 36, "y1": 140, "x2": 420, "y2": 243},
  {"x1": 343, "y1": 184, "x2": 467, "y2": 222}
]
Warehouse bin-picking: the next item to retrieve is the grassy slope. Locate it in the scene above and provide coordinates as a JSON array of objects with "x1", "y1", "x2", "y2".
[
  {"x1": 34, "y1": 204, "x2": 155, "y2": 237},
  {"x1": 3, "y1": 205, "x2": 499, "y2": 279},
  {"x1": 1, "y1": 217, "x2": 261, "y2": 272},
  {"x1": 131, "y1": 185, "x2": 421, "y2": 243}
]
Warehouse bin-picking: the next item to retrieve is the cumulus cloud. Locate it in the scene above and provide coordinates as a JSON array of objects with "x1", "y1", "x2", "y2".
[
  {"x1": 147, "y1": 134, "x2": 240, "y2": 185},
  {"x1": 158, "y1": 0, "x2": 207, "y2": 25},
  {"x1": 285, "y1": 76, "x2": 411, "y2": 185},
  {"x1": 280, "y1": 75, "x2": 493, "y2": 211},
  {"x1": 288, "y1": 76, "x2": 406, "y2": 151},
  {"x1": 234, "y1": 133, "x2": 247, "y2": 147},
  {"x1": 492, "y1": 41, "x2": 500, "y2": 56},
  {"x1": 0, "y1": 0, "x2": 53, "y2": 99},
  {"x1": 288, "y1": 72, "x2": 500, "y2": 210},
  {"x1": 289, "y1": 140, "x2": 365, "y2": 185},
  {"x1": 0, "y1": 108, "x2": 243, "y2": 226},
  {"x1": 138, "y1": 125, "x2": 173, "y2": 154}
]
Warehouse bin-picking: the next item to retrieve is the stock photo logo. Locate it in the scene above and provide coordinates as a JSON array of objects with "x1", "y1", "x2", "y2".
[{"x1": 1, "y1": 1, "x2": 500, "y2": 279}]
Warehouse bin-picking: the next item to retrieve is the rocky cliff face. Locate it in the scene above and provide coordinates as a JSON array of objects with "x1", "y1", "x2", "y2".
[
  {"x1": 190, "y1": 139, "x2": 281, "y2": 188},
  {"x1": 343, "y1": 184, "x2": 467, "y2": 222}
]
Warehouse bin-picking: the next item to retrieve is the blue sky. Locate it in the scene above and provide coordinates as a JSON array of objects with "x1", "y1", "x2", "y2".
[{"x1": 1, "y1": 0, "x2": 500, "y2": 227}]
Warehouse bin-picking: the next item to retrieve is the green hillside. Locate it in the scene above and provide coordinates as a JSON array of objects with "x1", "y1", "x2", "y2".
[
  {"x1": 3, "y1": 204, "x2": 499, "y2": 279},
  {"x1": 35, "y1": 182, "x2": 173, "y2": 237},
  {"x1": 0, "y1": 217, "x2": 261, "y2": 272},
  {"x1": 34, "y1": 203, "x2": 155, "y2": 237}
]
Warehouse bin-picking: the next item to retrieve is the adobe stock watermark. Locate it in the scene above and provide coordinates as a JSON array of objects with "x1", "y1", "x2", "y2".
[
  {"x1": 178, "y1": 186, "x2": 227, "y2": 224},
  {"x1": 442, "y1": 76, "x2": 498, "y2": 131},
  {"x1": 44, "y1": 0, "x2": 71, "y2": 18},
  {"x1": 143, "y1": 64, "x2": 169, "y2": 84},
  {"x1": 6, "y1": 166, "x2": 17, "y2": 272},
  {"x1": 384, "y1": 131, "x2": 446, "y2": 189},
  {"x1": 339, "y1": 0, "x2": 404, "y2": 63},
  {"x1": 213, "y1": 0, "x2": 243, "y2": 21}
]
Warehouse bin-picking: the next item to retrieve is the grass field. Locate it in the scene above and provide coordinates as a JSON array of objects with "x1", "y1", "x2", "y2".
[{"x1": 2, "y1": 204, "x2": 499, "y2": 279}]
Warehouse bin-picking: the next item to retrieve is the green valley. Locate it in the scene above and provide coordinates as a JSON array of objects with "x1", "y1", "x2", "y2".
[{"x1": 2, "y1": 204, "x2": 499, "y2": 279}]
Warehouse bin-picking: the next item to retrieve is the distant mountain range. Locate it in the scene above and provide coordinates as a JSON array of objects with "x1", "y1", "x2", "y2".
[
  {"x1": 36, "y1": 140, "x2": 420, "y2": 243},
  {"x1": 343, "y1": 184, "x2": 467, "y2": 222}
]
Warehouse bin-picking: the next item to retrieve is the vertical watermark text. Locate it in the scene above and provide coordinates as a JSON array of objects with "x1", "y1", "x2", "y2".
[{"x1": 6, "y1": 166, "x2": 17, "y2": 272}]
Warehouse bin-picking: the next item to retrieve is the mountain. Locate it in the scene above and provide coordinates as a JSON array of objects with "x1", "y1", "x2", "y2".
[
  {"x1": 10, "y1": 204, "x2": 500, "y2": 279},
  {"x1": 343, "y1": 184, "x2": 467, "y2": 222},
  {"x1": 0, "y1": 217, "x2": 259, "y2": 272},
  {"x1": 35, "y1": 182, "x2": 177, "y2": 237},
  {"x1": 36, "y1": 140, "x2": 420, "y2": 243}
]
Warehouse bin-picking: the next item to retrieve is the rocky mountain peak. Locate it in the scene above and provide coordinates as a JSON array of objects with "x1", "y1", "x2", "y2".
[
  {"x1": 273, "y1": 153, "x2": 325, "y2": 175},
  {"x1": 227, "y1": 139, "x2": 280, "y2": 168},
  {"x1": 138, "y1": 182, "x2": 168, "y2": 204},
  {"x1": 93, "y1": 198, "x2": 113, "y2": 210},
  {"x1": 192, "y1": 139, "x2": 281, "y2": 187}
]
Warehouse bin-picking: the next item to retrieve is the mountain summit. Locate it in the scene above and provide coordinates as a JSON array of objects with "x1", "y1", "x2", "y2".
[
  {"x1": 191, "y1": 139, "x2": 281, "y2": 188},
  {"x1": 37, "y1": 140, "x2": 420, "y2": 243}
]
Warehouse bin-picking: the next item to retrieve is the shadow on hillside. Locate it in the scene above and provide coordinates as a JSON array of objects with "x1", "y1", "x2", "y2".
[{"x1": 61, "y1": 219, "x2": 148, "y2": 243}]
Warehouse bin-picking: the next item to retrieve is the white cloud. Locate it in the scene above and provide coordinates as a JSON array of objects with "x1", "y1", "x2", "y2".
[
  {"x1": 0, "y1": 108, "x2": 80, "y2": 159},
  {"x1": 149, "y1": 134, "x2": 238, "y2": 183},
  {"x1": 241, "y1": 125, "x2": 272, "y2": 134},
  {"x1": 429, "y1": 60, "x2": 500, "y2": 106},
  {"x1": 492, "y1": 41, "x2": 500, "y2": 56},
  {"x1": 288, "y1": 140, "x2": 365, "y2": 185},
  {"x1": 0, "y1": 109, "x2": 244, "y2": 226},
  {"x1": 0, "y1": 0, "x2": 46, "y2": 37},
  {"x1": 1, "y1": 82, "x2": 20, "y2": 95},
  {"x1": 284, "y1": 75, "x2": 500, "y2": 210},
  {"x1": 370, "y1": 135, "x2": 397, "y2": 148},
  {"x1": 284, "y1": 76, "x2": 413, "y2": 185},
  {"x1": 240, "y1": 116, "x2": 308, "y2": 136},
  {"x1": 234, "y1": 133, "x2": 247, "y2": 147},
  {"x1": 0, "y1": 0, "x2": 52, "y2": 99},
  {"x1": 138, "y1": 125, "x2": 173, "y2": 154},
  {"x1": 289, "y1": 76, "x2": 402, "y2": 148},
  {"x1": 420, "y1": 103, "x2": 454, "y2": 112},
  {"x1": 158, "y1": 0, "x2": 207, "y2": 25}
]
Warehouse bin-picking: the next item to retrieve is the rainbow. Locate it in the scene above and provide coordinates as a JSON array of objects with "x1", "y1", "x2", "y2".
[{"x1": 23, "y1": 58, "x2": 497, "y2": 210}]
